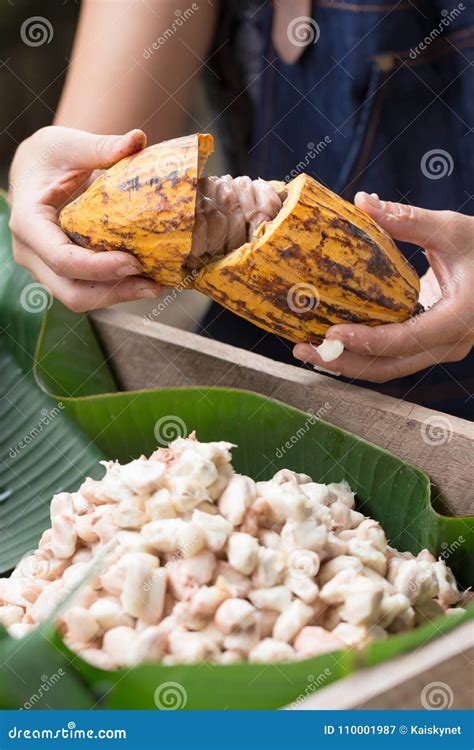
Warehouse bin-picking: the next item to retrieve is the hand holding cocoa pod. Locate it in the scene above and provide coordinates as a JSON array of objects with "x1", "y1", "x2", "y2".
[
  {"x1": 294, "y1": 195, "x2": 474, "y2": 380},
  {"x1": 59, "y1": 133, "x2": 420, "y2": 344},
  {"x1": 8, "y1": 126, "x2": 162, "y2": 311}
]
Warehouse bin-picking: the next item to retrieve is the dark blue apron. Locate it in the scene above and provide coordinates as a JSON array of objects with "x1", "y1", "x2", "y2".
[{"x1": 200, "y1": 0, "x2": 474, "y2": 419}]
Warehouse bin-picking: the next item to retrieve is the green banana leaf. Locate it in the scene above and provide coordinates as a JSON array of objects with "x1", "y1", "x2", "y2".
[
  {"x1": 0, "y1": 199, "x2": 110, "y2": 572},
  {"x1": 58, "y1": 606, "x2": 473, "y2": 710},
  {"x1": 0, "y1": 193, "x2": 472, "y2": 709},
  {"x1": 0, "y1": 623, "x2": 95, "y2": 709}
]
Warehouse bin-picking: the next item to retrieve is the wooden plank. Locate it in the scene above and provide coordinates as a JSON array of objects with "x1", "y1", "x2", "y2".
[
  {"x1": 289, "y1": 620, "x2": 473, "y2": 710},
  {"x1": 91, "y1": 309, "x2": 473, "y2": 516}
]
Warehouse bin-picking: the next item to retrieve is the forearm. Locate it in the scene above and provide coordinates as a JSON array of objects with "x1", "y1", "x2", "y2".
[{"x1": 55, "y1": 0, "x2": 217, "y2": 141}]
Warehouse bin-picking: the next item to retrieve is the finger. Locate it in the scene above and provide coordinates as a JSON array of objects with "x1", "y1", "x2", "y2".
[
  {"x1": 18, "y1": 252, "x2": 161, "y2": 313},
  {"x1": 354, "y1": 192, "x2": 460, "y2": 254},
  {"x1": 326, "y1": 299, "x2": 472, "y2": 357},
  {"x1": 324, "y1": 301, "x2": 469, "y2": 358},
  {"x1": 293, "y1": 341, "x2": 470, "y2": 383},
  {"x1": 419, "y1": 268, "x2": 442, "y2": 309},
  {"x1": 51, "y1": 128, "x2": 147, "y2": 171},
  {"x1": 12, "y1": 207, "x2": 144, "y2": 281}
]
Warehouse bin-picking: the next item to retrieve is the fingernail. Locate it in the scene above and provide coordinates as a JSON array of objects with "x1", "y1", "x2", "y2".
[
  {"x1": 360, "y1": 192, "x2": 382, "y2": 209},
  {"x1": 326, "y1": 327, "x2": 345, "y2": 340},
  {"x1": 126, "y1": 129, "x2": 147, "y2": 148},
  {"x1": 116, "y1": 264, "x2": 142, "y2": 277},
  {"x1": 327, "y1": 327, "x2": 355, "y2": 344},
  {"x1": 293, "y1": 344, "x2": 310, "y2": 361},
  {"x1": 137, "y1": 287, "x2": 158, "y2": 299}
]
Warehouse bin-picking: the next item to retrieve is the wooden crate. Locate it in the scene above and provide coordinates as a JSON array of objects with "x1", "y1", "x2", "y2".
[{"x1": 91, "y1": 309, "x2": 474, "y2": 709}]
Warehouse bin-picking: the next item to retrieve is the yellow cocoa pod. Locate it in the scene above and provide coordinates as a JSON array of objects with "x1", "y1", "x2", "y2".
[
  {"x1": 60, "y1": 132, "x2": 420, "y2": 343},
  {"x1": 59, "y1": 133, "x2": 213, "y2": 287}
]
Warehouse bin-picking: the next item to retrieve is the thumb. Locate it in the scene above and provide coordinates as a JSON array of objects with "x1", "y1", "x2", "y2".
[
  {"x1": 56, "y1": 128, "x2": 147, "y2": 170},
  {"x1": 354, "y1": 192, "x2": 455, "y2": 252}
]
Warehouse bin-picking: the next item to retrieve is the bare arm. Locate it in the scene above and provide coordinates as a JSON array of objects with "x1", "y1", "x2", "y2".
[
  {"x1": 9, "y1": 0, "x2": 217, "y2": 312},
  {"x1": 56, "y1": 0, "x2": 217, "y2": 140}
]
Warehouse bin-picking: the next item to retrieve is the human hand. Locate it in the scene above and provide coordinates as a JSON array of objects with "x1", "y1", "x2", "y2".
[
  {"x1": 9, "y1": 126, "x2": 161, "y2": 312},
  {"x1": 294, "y1": 193, "x2": 473, "y2": 382}
]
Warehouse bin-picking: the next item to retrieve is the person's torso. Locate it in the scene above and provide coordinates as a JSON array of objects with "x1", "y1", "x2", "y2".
[{"x1": 200, "y1": 0, "x2": 474, "y2": 419}]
